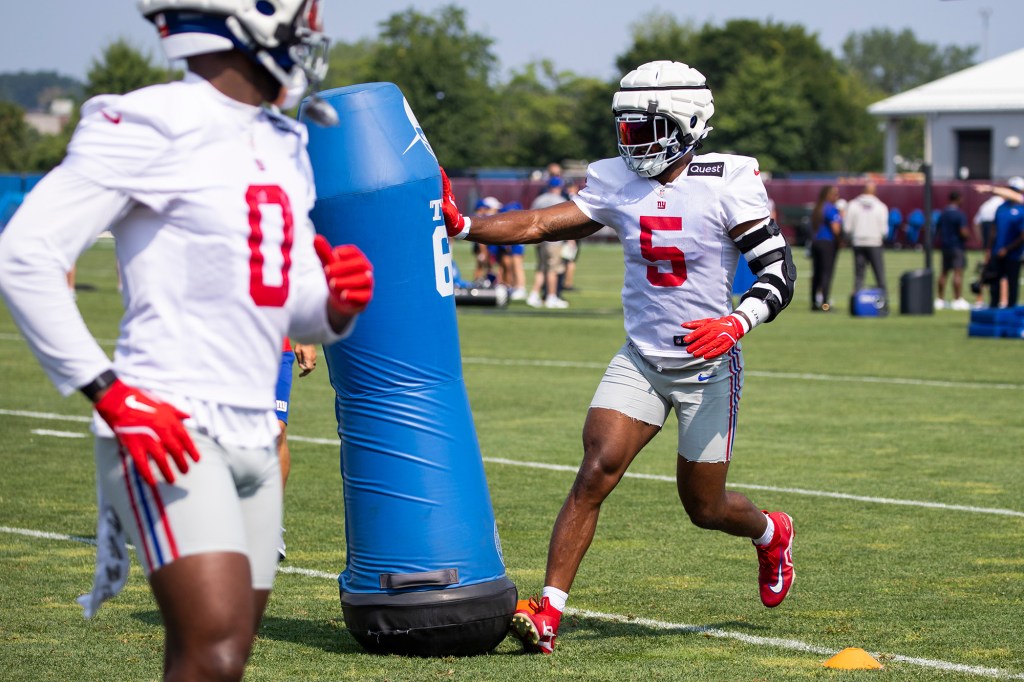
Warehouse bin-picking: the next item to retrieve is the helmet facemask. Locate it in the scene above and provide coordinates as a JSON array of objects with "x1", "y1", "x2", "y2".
[
  {"x1": 611, "y1": 61, "x2": 715, "y2": 177},
  {"x1": 615, "y1": 111, "x2": 688, "y2": 178}
]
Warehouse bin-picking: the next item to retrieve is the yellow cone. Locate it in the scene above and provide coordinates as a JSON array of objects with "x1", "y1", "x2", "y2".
[{"x1": 823, "y1": 647, "x2": 884, "y2": 670}]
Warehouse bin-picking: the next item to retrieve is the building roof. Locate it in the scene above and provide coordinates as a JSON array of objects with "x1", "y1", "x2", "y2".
[{"x1": 868, "y1": 47, "x2": 1024, "y2": 117}]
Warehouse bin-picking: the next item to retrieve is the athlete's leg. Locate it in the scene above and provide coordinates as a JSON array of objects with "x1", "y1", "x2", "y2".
[
  {"x1": 153, "y1": 553, "x2": 257, "y2": 682},
  {"x1": 670, "y1": 356, "x2": 794, "y2": 607},
  {"x1": 96, "y1": 427, "x2": 280, "y2": 680},
  {"x1": 675, "y1": 459, "x2": 767, "y2": 537},
  {"x1": 870, "y1": 246, "x2": 887, "y2": 293},
  {"x1": 543, "y1": 407, "x2": 661, "y2": 592},
  {"x1": 853, "y1": 247, "x2": 867, "y2": 292},
  {"x1": 513, "y1": 345, "x2": 667, "y2": 652}
]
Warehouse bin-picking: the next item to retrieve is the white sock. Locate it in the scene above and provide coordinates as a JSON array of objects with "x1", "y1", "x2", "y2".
[
  {"x1": 752, "y1": 513, "x2": 775, "y2": 546},
  {"x1": 541, "y1": 586, "x2": 568, "y2": 612}
]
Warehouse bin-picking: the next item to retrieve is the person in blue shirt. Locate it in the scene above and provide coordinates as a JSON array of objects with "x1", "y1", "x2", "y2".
[
  {"x1": 991, "y1": 189, "x2": 1024, "y2": 308},
  {"x1": 810, "y1": 184, "x2": 842, "y2": 311},
  {"x1": 934, "y1": 191, "x2": 970, "y2": 310}
]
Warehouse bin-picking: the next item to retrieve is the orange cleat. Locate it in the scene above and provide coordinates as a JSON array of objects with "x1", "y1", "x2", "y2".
[{"x1": 510, "y1": 596, "x2": 562, "y2": 654}]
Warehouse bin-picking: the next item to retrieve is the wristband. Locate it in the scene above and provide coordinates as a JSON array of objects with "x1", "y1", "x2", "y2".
[
  {"x1": 453, "y1": 216, "x2": 472, "y2": 240},
  {"x1": 80, "y1": 369, "x2": 118, "y2": 403},
  {"x1": 731, "y1": 311, "x2": 752, "y2": 334}
]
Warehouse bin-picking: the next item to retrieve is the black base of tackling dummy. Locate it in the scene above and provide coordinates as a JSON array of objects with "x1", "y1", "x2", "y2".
[{"x1": 341, "y1": 577, "x2": 518, "y2": 656}]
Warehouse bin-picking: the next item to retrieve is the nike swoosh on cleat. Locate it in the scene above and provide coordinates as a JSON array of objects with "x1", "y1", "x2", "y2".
[{"x1": 768, "y1": 550, "x2": 786, "y2": 593}]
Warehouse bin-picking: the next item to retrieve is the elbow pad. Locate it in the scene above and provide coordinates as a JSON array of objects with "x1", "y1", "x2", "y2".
[{"x1": 733, "y1": 218, "x2": 796, "y2": 325}]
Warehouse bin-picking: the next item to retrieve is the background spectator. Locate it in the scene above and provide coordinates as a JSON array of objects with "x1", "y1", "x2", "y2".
[
  {"x1": 990, "y1": 178, "x2": 1024, "y2": 308},
  {"x1": 810, "y1": 185, "x2": 842, "y2": 311},
  {"x1": 934, "y1": 190, "x2": 970, "y2": 310},
  {"x1": 526, "y1": 177, "x2": 570, "y2": 308},
  {"x1": 495, "y1": 201, "x2": 527, "y2": 300},
  {"x1": 472, "y1": 197, "x2": 502, "y2": 283},
  {"x1": 843, "y1": 181, "x2": 888, "y2": 297}
]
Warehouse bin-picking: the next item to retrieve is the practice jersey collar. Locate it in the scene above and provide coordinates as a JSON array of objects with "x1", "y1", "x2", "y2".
[{"x1": 184, "y1": 71, "x2": 264, "y2": 125}]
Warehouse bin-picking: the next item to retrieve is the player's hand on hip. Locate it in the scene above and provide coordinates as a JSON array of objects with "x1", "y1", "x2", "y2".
[
  {"x1": 440, "y1": 166, "x2": 470, "y2": 239},
  {"x1": 314, "y1": 235, "x2": 373, "y2": 316},
  {"x1": 681, "y1": 314, "x2": 746, "y2": 360},
  {"x1": 93, "y1": 380, "x2": 200, "y2": 489}
]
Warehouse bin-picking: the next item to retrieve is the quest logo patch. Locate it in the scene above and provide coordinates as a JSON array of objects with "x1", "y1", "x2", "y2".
[{"x1": 687, "y1": 162, "x2": 724, "y2": 177}]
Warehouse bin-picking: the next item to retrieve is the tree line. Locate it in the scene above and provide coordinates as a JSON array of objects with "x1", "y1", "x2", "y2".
[{"x1": 0, "y1": 5, "x2": 976, "y2": 175}]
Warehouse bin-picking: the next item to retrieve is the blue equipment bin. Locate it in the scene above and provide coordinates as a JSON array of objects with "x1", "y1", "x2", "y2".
[{"x1": 850, "y1": 288, "x2": 888, "y2": 317}]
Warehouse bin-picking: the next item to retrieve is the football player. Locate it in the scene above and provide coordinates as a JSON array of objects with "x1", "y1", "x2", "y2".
[
  {"x1": 0, "y1": 1, "x2": 372, "y2": 680},
  {"x1": 440, "y1": 60, "x2": 797, "y2": 654},
  {"x1": 275, "y1": 338, "x2": 317, "y2": 560}
]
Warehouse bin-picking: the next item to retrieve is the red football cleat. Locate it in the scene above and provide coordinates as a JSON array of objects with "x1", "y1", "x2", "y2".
[
  {"x1": 510, "y1": 596, "x2": 562, "y2": 654},
  {"x1": 755, "y1": 511, "x2": 794, "y2": 607}
]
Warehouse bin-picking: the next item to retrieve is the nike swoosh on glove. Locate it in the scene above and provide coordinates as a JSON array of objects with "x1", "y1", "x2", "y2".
[
  {"x1": 440, "y1": 166, "x2": 470, "y2": 239},
  {"x1": 93, "y1": 380, "x2": 200, "y2": 489},
  {"x1": 681, "y1": 314, "x2": 746, "y2": 360},
  {"x1": 314, "y1": 235, "x2": 374, "y2": 316}
]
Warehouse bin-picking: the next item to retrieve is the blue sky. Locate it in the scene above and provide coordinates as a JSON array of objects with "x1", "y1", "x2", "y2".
[{"x1": 2, "y1": 0, "x2": 1022, "y2": 81}]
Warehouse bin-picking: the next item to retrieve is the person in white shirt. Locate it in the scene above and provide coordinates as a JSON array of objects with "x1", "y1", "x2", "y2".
[
  {"x1": 843, "y1": 181, "x2": 889, "y2": 296},
  {"x1": 440, "y1": 60, "x2": 797, "y2": 654},
  {"x1": 0, "y1": 2, "x2": 373, "y2": 680}
]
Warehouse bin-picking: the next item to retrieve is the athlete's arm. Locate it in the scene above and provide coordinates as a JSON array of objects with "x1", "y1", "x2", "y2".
[
  {"x1": 730, "y1": 216, "x2": 797, "y2": 327},
  {"x1": 976, "y1": 184, "x2": 1024, "y2": 204},
  {"x1": 682, "y1": 216, "x2": 796, "y2": 360},
  {"x1": 440, "y1": 167, "x2": 601, "y2": 245},
  {"x1": 0, "y1": 166, "x2": 128, "y2": 394}
]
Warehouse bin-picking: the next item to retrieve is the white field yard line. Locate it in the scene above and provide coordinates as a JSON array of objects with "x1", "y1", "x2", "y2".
[
  {"x1": 0, "y1": 334, "x2": 1022, "y2": 391},
  {"x1": 0, "y1": 525, "x2": 1022, "y2": 680},
  {"x1": 461, "y1": 356, "x2": 1024, "y2": 391},
  {"x1": 0, "y1": 525, "x2": 339, "y2": 581},
  {"x1": 483, "y1": 457, "x2": 1024, "y2": 519},
  {"x1": 4, "y1": 408, "x2": 1024, "y2": 519}
]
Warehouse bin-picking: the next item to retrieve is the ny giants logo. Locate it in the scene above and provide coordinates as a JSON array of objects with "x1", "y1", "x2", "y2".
[
  {"x1": 687, "y1": 162, "x2": 724, "y2": 177},
  {"x1": 657, "y1": 200, "x2": 667, "y2": 210}
]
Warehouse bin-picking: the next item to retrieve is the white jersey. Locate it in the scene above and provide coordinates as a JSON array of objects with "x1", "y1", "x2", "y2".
[
  {"x1": 573, "y1": 154, "x2": 770, "y2": 365},
  {"x1": 0, "y1": 74, "x2": 343, "y2": 442}
]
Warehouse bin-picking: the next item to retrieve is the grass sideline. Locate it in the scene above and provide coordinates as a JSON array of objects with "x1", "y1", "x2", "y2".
[{"x1": 1, "y1": 237, "x2": 1023, "y2": 681}]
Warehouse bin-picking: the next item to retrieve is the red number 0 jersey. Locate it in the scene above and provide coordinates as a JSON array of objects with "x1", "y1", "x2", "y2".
[{"x1": 0, "y1": 75, "x2": 342, "y2": 420}]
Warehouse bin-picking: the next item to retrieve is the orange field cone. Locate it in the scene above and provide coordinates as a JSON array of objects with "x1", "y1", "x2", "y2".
[
  {"x1": 516, "y1": 599, "x2": 531, "y2": 612},
  {"x1": 823, "y1": 647, "x2": 884, "y2": 670}
]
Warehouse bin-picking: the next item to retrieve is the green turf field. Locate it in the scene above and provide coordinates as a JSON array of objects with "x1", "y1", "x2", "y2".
[{"x1": 1, "y1": 237, "x2": 1022, "y2": 681}]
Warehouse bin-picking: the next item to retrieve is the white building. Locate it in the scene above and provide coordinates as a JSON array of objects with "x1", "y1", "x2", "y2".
[{"x1": 869, "y1": 48, "x2": 1024, "y2": 182}]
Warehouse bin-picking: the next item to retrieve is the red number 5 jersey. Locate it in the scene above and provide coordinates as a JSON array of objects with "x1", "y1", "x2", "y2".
[{"x1": 572, "y1": 154, "x2": 770, "y2": 366}]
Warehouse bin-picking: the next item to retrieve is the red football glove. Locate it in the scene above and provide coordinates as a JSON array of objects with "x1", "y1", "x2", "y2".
[
  {"x1": 681, "y1": 314, "x2": 746, "y2": 360},
  {"x1": 440, "y1": 166, "x2": 470, "y2": 239},
  {"x1": 93, "y1": 380, "x2": 200, "y2": 489},
  {"x1": 313, "y1": 235, "x2": 373, "y2": 316}
]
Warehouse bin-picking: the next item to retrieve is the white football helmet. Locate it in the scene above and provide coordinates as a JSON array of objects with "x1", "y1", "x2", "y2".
[
  {"x1": 611, "y1": 61, "x2": 715, "y2": 177},
  {"x1": 138, "y1": 0, "x2": 336, "y2": 123}
]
